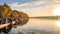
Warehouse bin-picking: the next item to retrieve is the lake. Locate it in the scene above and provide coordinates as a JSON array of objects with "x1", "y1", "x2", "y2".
[{"x1": 2, "y1": 18, "x2": 60, "y2": 34}]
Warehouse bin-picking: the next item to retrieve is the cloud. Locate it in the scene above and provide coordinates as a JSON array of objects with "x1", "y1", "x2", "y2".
[
  {"x1": 9, "y1": 0, "x2": 60, "y2": 8},
  {"x1": 9, "y1": 0, "x2": 60, "y2": 17},
  {"x1": 9, "y1": 0, "x2": 54, "y2": 9},
  {"x1": 9, "y1": 0, "x2": 60, "y2": 9},
  {"x1": 9, "y1": 0, "x2": 54, "y2": 11}
]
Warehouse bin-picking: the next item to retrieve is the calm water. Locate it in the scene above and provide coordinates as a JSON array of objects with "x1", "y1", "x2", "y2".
[{"x1": 2, "y1": 18, "x2": 60, "y2": 34}]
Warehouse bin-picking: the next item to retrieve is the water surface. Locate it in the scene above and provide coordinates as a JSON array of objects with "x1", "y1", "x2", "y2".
[{"x1": 2, "y1": 18, "x2": 60, "y2": 34}]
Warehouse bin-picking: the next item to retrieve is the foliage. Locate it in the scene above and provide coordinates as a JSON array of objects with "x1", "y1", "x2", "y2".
[
  {"x1": 10, "y1": 10, "x2": 19, "y2": 18},
  {"x1": 18, "y1": 12, "x2": 29, "y2": 25},
  {"x1": 0, "y1": 3, "x2": 29, "y2": 26},
  {"x1": 10, "y1": 10, "x2": 29, "y2": 26},
  {"x1": 0, "y1": 3, "x2": 12, "y2": 18}
]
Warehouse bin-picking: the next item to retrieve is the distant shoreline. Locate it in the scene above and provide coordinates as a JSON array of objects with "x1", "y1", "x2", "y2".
[{"x1": 29, "y1": 16, "x2": 60, "y2": 19}]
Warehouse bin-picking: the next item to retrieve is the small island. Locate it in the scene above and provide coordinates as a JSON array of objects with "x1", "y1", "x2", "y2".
[{"x1": 0, "y1": 3, "x2": 29, "y2": 34}]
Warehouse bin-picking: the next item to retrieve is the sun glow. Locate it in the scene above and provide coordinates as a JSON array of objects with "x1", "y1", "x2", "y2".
[{"x1": 53, "y1": 7, "x2": 60, "y2": 15}]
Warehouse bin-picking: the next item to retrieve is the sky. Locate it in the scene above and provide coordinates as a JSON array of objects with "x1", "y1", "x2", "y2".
[
  {"x1": 0, "y1": 0, "x2": 60, "y2": 17},
  {"x1": 1, "y1": 0, "x2": 60, "y2": 32},
  {"x1": 0, "y1": 0, "x2": 38, "y2": 4}
]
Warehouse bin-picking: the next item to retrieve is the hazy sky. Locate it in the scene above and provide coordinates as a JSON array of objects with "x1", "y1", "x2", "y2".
[{"x1": 0, "y1": 0, "x2": 60, "y2": 17}]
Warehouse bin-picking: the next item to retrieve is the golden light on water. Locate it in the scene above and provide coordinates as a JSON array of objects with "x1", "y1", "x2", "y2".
[
  {"x1": 53, "y1": 7, "x2": 60, "y2": 15},
  {"x1": 53, "y1": 7, "x2": 60, "y2": 27},
  {"x1": 55, "y1": 20, "x2": 60, "y2": 27},
  {"x1": 12, "y1": 21, "x2": 15, "y2": 24}
]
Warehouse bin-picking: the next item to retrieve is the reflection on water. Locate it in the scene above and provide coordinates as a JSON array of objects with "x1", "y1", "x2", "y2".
[
  {"x1": 55, "y1": 20, "x2": 60, "y2": 27},
  {"x1": 2, "y1": 18, "x2": 60, "y2": 34},
  {"x1": 22, "y1": 18, "x2": 60, "y2": 31}
]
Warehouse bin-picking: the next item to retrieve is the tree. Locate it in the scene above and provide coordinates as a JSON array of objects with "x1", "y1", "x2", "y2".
[
  {"x1": 18, "y1": 12, "x2": 29, "y2": 26},
  {"x1": 2, "y1": 3, "x2": 12, "y2": 18},
  {"x1": 10, "y1": 10, "x2": 19, "y2": 19},
  {"x1": 0, "y1": 3, "x2": 29, "y2": 34},
  {"x1": 0, "y1": 3, "x2": 29, "y2": 26},
  {"x1": 10, "y1": 10, "x2": 29, "y2": 26}
]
